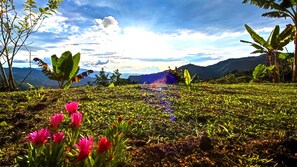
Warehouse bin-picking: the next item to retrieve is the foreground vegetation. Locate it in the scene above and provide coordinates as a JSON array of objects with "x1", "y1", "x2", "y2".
[{"x1": 0, "y1": 83, "x2": 297, "y2": 166}]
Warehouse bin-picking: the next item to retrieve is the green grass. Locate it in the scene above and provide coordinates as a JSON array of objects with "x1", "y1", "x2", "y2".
[{"x1": 1, "y1": 83, "x2": 297, "y2": 166}]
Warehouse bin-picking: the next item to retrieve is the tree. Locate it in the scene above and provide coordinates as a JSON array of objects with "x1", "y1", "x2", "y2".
[
  {"x1": 33, "y1": 51, "x2": 93, "y2": 89},
  {"x1": 94, "y1": 68, "x2": 109, "y2": 86},
  {"x1": 0, "y1": 0, "x2": 64, "y2": 91},
  {"x1": 110, "y1": 69, "x2": 124, "y2": 86},
  {"x1": 242, "y1": 0, "x2": 297, "y2": 81},
  {"x1": 240, "y1": 24, "x2": 295, "y2": 82},
  {"x1": 167, "y1": 66, "x2": 184, "y2": 84}
]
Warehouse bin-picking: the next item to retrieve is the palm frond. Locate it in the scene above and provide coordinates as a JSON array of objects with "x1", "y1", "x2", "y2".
[
  {"x1": 251, "y1": 43, "x2": 266, "y2": 50},
  {"x1": 240, "y1": 40, "x2": 253, "y2": 44},
  {"x1": 240, "y1": 40, "x2": 266, "y2": 52},
  {"x1": 268, "y1": 25, "x2": 280, "y2": 49},
  {"x1": 251, "y1": 49, "x2": 266, "y2": 54},
  {"x1": 278, "y1": 24, "x2": 295, "y2": 40},
  {"x1": 262, "y1": 11, "x2": 291, "y2": 18},
  {"x1": 242, "y1": 0, "x2": 278, "y2": 9},
  {"x1": 279, "y1": 35, "x2": 295, "y2": 47},
  {"x1": 244, "y1": 24, "x2": 273, "y2": 50},
  {"x1": 71, "y1": 70, "x2": 94, "y2": 83},
  {"x1": 280, "y1": 0, "x2": 296, "y2": 8},
  {"x1": 33, "y1": 57, "x2": 58, "y2": 80}
]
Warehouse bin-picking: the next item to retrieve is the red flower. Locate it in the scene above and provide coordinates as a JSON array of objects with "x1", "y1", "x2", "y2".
[
  {"x1": 53, "y1": 132, "x2": 65, "y2": 143},
  {"x1": 65, "y1": 101, "x2": 78, "y2": 114},
  {"x1": 97, "y1": 136, "x2": 111, "y2": 154},
  {"x1": 118, "y1": 115, "x2": 123, "y2": 123},
  {"x1": 27, "y1": 128, "x2": 50, "y2": 145},
  {"x1": 50, "y1": 113, "x2": 64, "y2": 128},
  {"x1": 75, "y1": 137, "x2": 94, "y2": 161},
  {"x1": 71, "y1": 112, "x2": 82, "y2": 128}
]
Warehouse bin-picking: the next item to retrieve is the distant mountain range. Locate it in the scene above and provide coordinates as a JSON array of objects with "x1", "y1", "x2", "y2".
[
  {"x1": 128, "y1": 54, "x2": 266, "y2": 84},
  {"x1": 2, "y1": 54, "x2": 266, "y2": 89},
  {"x1": 4, "y1": 68, "x2": 139, "y2": 89},
  {"x1": 2, "y1": 68, "x2": 95, "y2": 89}
]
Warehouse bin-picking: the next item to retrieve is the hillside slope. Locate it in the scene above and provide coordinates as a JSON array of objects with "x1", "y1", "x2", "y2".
[{"x1": 129, "y1": 54, "x2": 266, "y2": 83}]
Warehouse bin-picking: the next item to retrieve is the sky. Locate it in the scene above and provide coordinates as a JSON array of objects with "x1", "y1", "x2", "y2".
[{"x1": 12, "y1": 0, "x2": 294, "y2": 75}]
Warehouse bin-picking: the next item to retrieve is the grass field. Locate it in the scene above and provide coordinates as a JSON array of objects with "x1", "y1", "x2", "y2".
[{"x1": 0, "y1": 83, "x2": 297, "y2": 166}]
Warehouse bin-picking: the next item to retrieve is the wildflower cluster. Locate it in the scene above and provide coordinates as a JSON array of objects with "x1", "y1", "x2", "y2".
[{"x1": 17, "y1": 101, "x2": 130, "y2": 167}]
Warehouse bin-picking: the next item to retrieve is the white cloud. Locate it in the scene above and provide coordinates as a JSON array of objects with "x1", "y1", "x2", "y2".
[
  {"x1": 94, "y1": 16, "x2": 121, "y2": 33},
  {"x1": 72, "y1": 0, "x2": 87, "y2": 6},
  {"x1": 38, "y1": 13, "x2": 69, "y2": 34},
  {"x1": 27, "y1": 15, "x2": 289, "y2": 74},
  {"x1": 72, "y1": 0, "x2": 114, "y2": 7},
  {"x1": 70, "y1": 26, "x2": 80, "y2": 33}
]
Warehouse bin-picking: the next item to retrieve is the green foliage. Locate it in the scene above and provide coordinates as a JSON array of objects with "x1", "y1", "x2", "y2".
[
  {"x1": 103, "y1": 116, "x2": 130, "y2": 166},
  {"x1": 209, "y1": 70, "x2": 253, "y2": 84},
  {"x1": 108, "y1": 82, "x2": 115, "y2": 88},
  {"x1": 279, "y1": 52, "x2": 294, "y2": 60},
  {"x1": 33, "y1": 51, "x2": 93, "y2": 89},
  {"x1": 241, "y1": 24, "x2": 295, "y2": 55},
  {"x1": 167, "y1": 66, "x2": 184, "y2": 83},
  {"x1": 242, "y1": 0, "x2": 296, "y2": 10},
  {"x1": 278, "y1": 52, "x2": 294, "y2": 81},
  {"x1": 242, "y1": 0, "x2": 297, "y2": 81},
  {"x1": 94, "y1": 68, "x2": 110, "y2": 87},
  {"x1": 241, "y1": 24, "x2": 272, "y2": 52},
  {"x1": 25, "y1": 83, "x2": 45, "y2": 101},
  {"x1": 1, "y1": 84, "x2": 297, "y2": 166},
  {"x1": 184, "y1": 69, "x2": 198, "y2": 86},
  {"x1": 110, "y1": 69, "x2": 125, "y2": 86},
  {"x1": 0, "y1": 121, "x2": 7, "y2": 127},
  {"x1": 184, "y1": 69, "x2": 191, "y2": 86},
  {"x1": 252, "y1": 64, "x2": 275, "y2": 81},
  {"x1": 94, "y1": 68, "x2": 127, "y2": 87},
  {"x1": 241, "y1": 24, "x2": 295, "y2": 82}
]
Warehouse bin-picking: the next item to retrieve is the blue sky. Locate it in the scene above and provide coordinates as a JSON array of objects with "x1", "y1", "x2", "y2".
[{"x1": 14, "y1": 0, "x2": 293, "y2": 74}]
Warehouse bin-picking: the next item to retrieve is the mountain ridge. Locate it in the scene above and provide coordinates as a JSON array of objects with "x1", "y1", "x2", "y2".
[
  {"x1": 1, "y1": 54, "x2": 266, "y2": 89},
  {"x1": 128, "y1": 54, "x2": 266, "y2": 83}
]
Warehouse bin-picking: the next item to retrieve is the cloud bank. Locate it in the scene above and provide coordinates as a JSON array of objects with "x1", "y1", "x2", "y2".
[{"x1": 12, "y1": 0, "x2": 293, "y2": 74}]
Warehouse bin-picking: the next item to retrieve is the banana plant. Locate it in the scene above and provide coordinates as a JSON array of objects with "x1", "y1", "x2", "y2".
[
  {"x1": 252, "y1": 64, "x2": 275, "y2": 81},
  {"x1": 240, "y1": 24, "x2": 295, "y2": 82},
  {"x1": 184, "y1": 69, "x2": 198, "y2": 87},
  {"x1": 33, "y1": 51, "x2": 93, "y2": 89},
  {"x1": 242, "y1": 0, "x2": 297, "y2": 81}
]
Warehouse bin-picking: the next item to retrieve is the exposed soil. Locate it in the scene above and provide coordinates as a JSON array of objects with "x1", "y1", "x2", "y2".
[{"x1": 126, "y1": 137, "x2": 297, "y2": 167}]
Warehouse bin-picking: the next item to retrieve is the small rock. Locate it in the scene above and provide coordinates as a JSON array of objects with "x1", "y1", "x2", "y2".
[{"x1": 199, "y1": 132, "x2": 214, "y2": 151}]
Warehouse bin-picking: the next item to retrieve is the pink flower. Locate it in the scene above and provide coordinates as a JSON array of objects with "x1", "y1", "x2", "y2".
[
  {"x1": 97, "y1": 136, "x2": 112, "y2": 154},
  {"x1": 27, "y1": 128, "x2": 50, "y2": 145},
  {"x1": 53, "y1": 132, "x2": 65, "y2": 143},
  {"x1": 65, "y1": 101, "x2": 78, "y2": 114},
  {"x1": 50, "y1": 114, "x2": 64, "y2": 128},
  {"x1": 71, "y1": 112, "x2": 82, "y2": 128},
  {"x1": 74, "y1": 137, "x2": 94, "y2": 161}
]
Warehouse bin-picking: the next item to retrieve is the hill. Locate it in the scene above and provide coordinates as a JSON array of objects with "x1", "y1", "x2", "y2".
[
  {"x1": 2, "y1": 55, "x2": 266, "y2": 88},
  {"x1": 2, "y1": 68, "x2": 136, "y2": 90},
  {"x1": 128, "y1": 54, "x2": 266, "y2": 83},
  {"x1": 3, "y1": 68, "x2": 95, "y2": 89}
]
